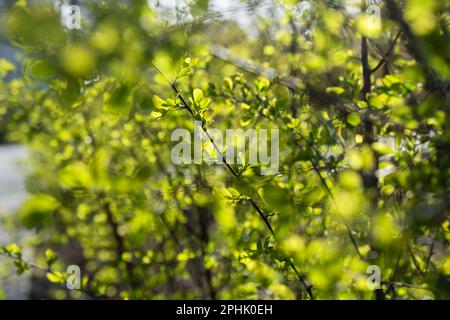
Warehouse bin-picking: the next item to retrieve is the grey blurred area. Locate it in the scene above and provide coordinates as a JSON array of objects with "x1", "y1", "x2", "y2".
[
  {"x1": 0, "y1": 0, "x2": 19, "y2": 68},
  {"x1": 0, "y1": 144, "x2": 28, "y2": 214},
  {"x1": 0, "y1": 144, "x2": 30, "y2": 299}
]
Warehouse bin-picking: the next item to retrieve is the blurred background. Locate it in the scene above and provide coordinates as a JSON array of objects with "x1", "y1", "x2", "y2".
[{"x1": 0, "y1": 0, "x2": 448, "y2": 300}]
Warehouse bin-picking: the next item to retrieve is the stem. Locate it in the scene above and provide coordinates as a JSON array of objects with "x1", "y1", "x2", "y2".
[
  {"x1": 370, "y1": 31, "x2": 402, "y2": 73},
  {"x1": 361, "y1": 36, "x2": 372, "y2": 101},
  {"x1": 150, "y1": 65, "x2": 314, "y2": 299}
]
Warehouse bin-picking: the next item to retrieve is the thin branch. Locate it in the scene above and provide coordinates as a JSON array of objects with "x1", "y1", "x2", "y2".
[
  {"x1": 150, "y1": 63, "x2": 314, "y2": 299},
  {"x1": 256, "y1": 91, "x2": 363, "y2": 260},
  {"x1": 291, "y1": 131, "x2": 363, "y2": 259},
  {"x1": 409, "y1": 247, "x2": 426, "y2": 277},
  {"x1": 425, "y1": 238, "x2": 435, "y2": 274},
  {"x1": 0, "y1": 251, "x2": 95, "y2": 298},
  {"x1": 361, "y1": 36, "x2": 372, "y2": 101},
  {"x1": 371, "y1": 30, "x2": 402, "y2": 73},
  {"x1": 382, "y1": 281, "x2": 433, "y2": 291},
  {"x1": 385, "y1": 247, "x2": 404, "y2": 296}
]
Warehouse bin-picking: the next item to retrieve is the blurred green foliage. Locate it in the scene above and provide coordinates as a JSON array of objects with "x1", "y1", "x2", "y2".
[{"x1": 0, "y1": 0, "x2": 449, "y2": 300}]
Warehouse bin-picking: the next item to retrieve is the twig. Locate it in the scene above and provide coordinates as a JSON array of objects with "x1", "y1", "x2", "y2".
[
  {"x1": 361, "y1": 36, "x2": 372, "y2": 101},
  {"x1": 290, "y1": 131, "x2": 363, "y2": 259},
  {"x1": 382, "y1": 281, "x2": 433, "y2": 291},
  {"x1": 425, "y1": 237, "x2": 434, "y2": 274},
  {"x1": 409, "y1": 247, "x2": 426, "y2": 277},
  {"x1": 149, "y1": 63, "x2": 314, "y2": 299},
  {"x1": 370, "y1": 31, "x2": 402, "y2": 73},
  {"x1": 0, "y1": 251, "x2": 95, "y2": 298}
]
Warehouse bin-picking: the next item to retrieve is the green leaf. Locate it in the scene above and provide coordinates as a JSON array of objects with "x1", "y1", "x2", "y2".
[
  {"x1": 326, "y1": 87, "x2": 345, "y2": 95},
  {"x1": 105, "y1": 85, "x2": 130, "y2": 113},
  {"x1": 193, "y1": 88, "x2": 204, "y2": 105},
  {"x1": 29, "y1": 60, "x2": 55, "y2": 79},
  {"x1": 347, "y1": 112, "x2": 361, "y2": 126},
  {"x1": 224, "y1": 77, "x2": 233, "y2": 91},
  {"x1": 59, "y1": 162, "x2": 93, "y2": 189},
  {"x1": 19, "y1": 194, "x2": 60, "y2": 229},
  {"x1": 0, "y1": 58, "x2": 16, "y2": 78},
  {"x1": 2, "y1": 243, "x2": 22, "y2": 257},
  {"x1": 199, "y1": 98, "x2": 211, "y2": 110},
  {"x1": 227, "y1": 187, "x2": 240, "y2": 198},
  {"x1": 372, "y1": 142, "x2": 393, "y2": 155},
  {"x1": 46, "y1": 272, "x2": 64, "y2": 284},
  {"x1": 45, "y1": 249, "x2": 57, "y2": 266},
  {"x1": 152, "y1": 95, "x2": 168, "y2": 110}
]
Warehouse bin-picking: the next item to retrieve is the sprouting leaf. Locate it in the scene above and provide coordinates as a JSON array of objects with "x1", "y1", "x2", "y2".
[
  {"x1": 152, "y1": 95, "x2": 168, "y2": 110},
  {"x1": 199, "y1": 98, "x2": 211, "y2": 110},
  {"x1": 241, "y1": 103, "x2": 251, "y2": 110},
  {"x1": 347, "y1": 112, "x2": 361, "y2": 126},
  {"x1": 46, "y1": 272, "x2": 64, "y2": 284},
  {"x1": 0, "y1": 59, "x2": 16, "y2": 78},
  {"x1": 193, "y1": 88, "x2": 204, "y2": 105},
  {"x1": 2, "y1": 243, "x2": 22, "y2": 257},
  {"x1": 227, "y1": 187, "x2": 240, "y2": 198},
  {"x1": 255, "y1": 78, "x2": 270, "y2": 92},
  {"x1": 59, "y1": 162, "x2": 93, "y2": 189},
  {"x1": 326, "y1": 87, "x2": 345, "y2": 95},
  {"x1": 223, "y1": 77, "x2": 233, "y2": 91},
  {"x1": 149, "y1": 111, "x2": 163, "y2": 119},
  {"x1": 372, "y1": 142, "x2": 393, "y2": 155},
  {"x1": 45, "y1": 249, "x2": 57, "y2": 267}
]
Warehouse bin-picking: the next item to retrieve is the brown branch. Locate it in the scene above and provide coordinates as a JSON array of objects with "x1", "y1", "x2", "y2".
[
  {"x1": 361, "y1": 36, "x2": 372, "y2": 101},
  {"x1": 425, "y1": 238, "x2": 434, "y2": 275},
  {"x1": 371, "y1": 31, "x2": 402, "y2": 73},
  {"x1": 360, "y1": 31, "x2": 384, "y2": 300}
]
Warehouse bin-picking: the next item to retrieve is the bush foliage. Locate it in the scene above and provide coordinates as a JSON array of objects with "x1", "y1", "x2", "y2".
[{"x1": 0, "y1": 0, "x2": 449, "y2": 300}]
